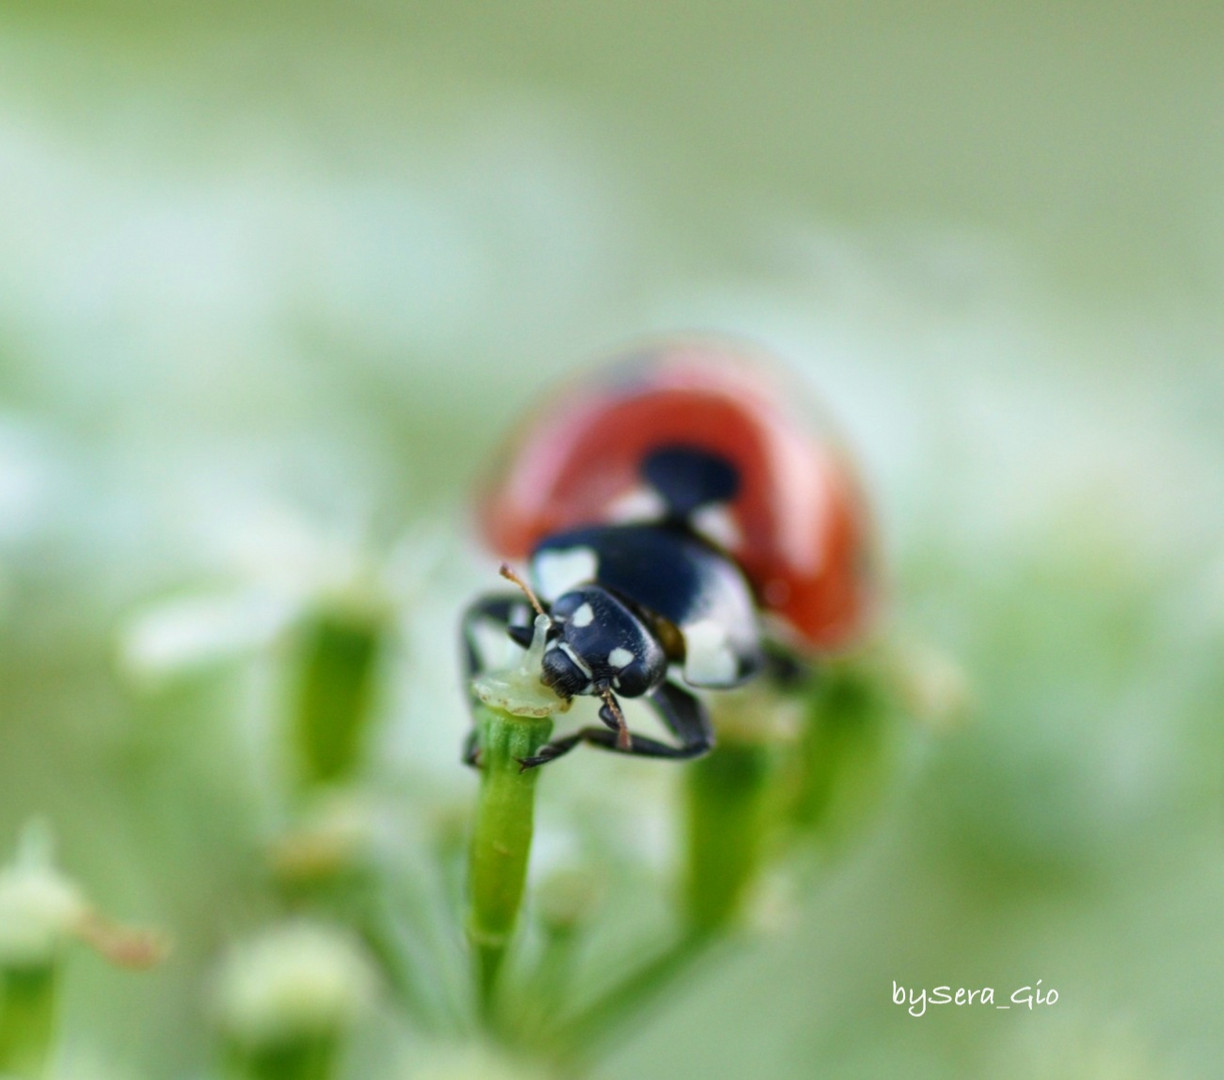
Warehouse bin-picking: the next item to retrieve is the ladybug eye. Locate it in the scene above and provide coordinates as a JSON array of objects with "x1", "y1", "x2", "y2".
[{"x1": 540, "y1": 641, "x2": 590, "y2": 698}]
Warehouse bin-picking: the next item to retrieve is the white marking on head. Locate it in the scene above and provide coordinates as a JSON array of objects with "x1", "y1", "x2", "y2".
[
  {"x1": 606, "y1": 486, "x2": 669, "y2": 524},
  {"x1": 559, "y1": 640, "x2": 594, "y2": 679},
  {"x1": 607, "y1": 646, "x2": 634, "y2": 669},
  {"x1": 571, "y1": 602, "x2": 595, "y2": 628},
  {"x1": 532, "y1": 548, "x2": 599, "y2": 601},
  {"x1": 683, "y1": 619, "x2": 738, "y2": 686},
  {"x1": 690, "y1": 504, "x2": 743, "y2": 550}
]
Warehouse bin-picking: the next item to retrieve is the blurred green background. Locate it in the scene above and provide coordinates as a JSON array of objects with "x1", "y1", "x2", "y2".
[{"x1": 2, "y1": 2, "x2": 1223, "y2": 1077}]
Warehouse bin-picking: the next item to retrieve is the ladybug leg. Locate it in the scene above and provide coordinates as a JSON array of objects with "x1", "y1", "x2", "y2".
[
  {"x1": 760, "y1": 639, "x2": 813, "y2": 690},
  {"x1": 516, "y1": 681, "x2": 714, "y2": 769},
  {"x1": 642, "y1": 680, "x2": 715, "y2": 757},
  {"x1": 461, "y1": 591, "x2": 537, "y2": 684},
  {"x1": 636, "y1": 680, "x2": 714, "y2": 759},
  {"x1": 460, "y1": 591, "x2": 538, "y2": 770},
  {"x1": 463, "y1": 728, "x2": 483, "y2": 769}
]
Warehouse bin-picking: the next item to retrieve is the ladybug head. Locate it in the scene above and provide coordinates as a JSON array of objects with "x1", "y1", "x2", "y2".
[{"x1": 541, "y1": 587, "x2": 667, "y2": 700}]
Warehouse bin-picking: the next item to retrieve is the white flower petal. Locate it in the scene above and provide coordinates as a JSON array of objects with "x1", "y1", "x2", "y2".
[{"x1": 118, "y1": 589, "x2": 297, "y2": 680}]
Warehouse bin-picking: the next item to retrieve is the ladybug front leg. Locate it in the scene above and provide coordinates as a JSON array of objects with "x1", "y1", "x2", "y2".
[
  {"x1": 461, "y1": 591, "x2": 539, "y2": 768},
  {"x1": 517, "y1": 681, "x2": 714, "y2": 768},
  {"x1": 461, "y1": 591, "x2": 538, "y2": 685},
  {"x1": 462, "y1": 728, "x2": 482, "y2": 768}
]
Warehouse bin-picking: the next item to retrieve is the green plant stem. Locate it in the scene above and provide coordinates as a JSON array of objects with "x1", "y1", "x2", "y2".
[
  {"x1": 550, "y1": 930, "x2": 718, "y2": 1062},
  {"x1": 0, "y1": 964, "x2": 59, "y2": 1078},
  {"x1": 353, "y1": 892, "x2": 447, "y2": 1031},
  {"x1": 229, "y1": 1035, "x2": 337, "y2": 1080},
  {"x1": 684, "y1": 738, "x2": 774, "y2": 934},
  {"x1": 528, "y1": 924, "x2": 579, "y2": 1021},
  {"x1": 466, "y1": 705, "x2": 553, "y2": 1024},
  {"x1": 511, "y1": 920, "x2": 585, "y2": 1048},
  {"x1": 789, "y1": 662, "x2": 890, "y2": 846},
  {"x1": 291, "y1": 605, "x2": 384, "y2": 789},
  {"x1": 544, "y1": 732, "x2": 775, "y2": 1061}
]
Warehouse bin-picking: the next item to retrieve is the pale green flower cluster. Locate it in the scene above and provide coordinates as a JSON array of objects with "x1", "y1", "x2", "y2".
[{"x1": 213, "y1": 923, "x2": 378, "y2": 1048}]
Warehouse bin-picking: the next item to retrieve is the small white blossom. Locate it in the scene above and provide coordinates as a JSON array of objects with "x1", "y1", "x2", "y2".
[
  {"x1": 213, "y1": 922, "x2": 377, "y2": 1047},
  {"x1": 0, "y1": 821, "x2": 165, "y2": 972},
  {"x1": 116, "y1": 490, "x2": 445, "y2": 684},
  {"x1": 0, "y1": 824, "x2": 88, "y2": 969},
  {"x1": 890, "y1": 640, "x2": 972, "y2": 731}
]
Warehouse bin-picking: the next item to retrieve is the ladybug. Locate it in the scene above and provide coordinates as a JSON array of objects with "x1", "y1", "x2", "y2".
[{"x1": 462, "y1": 339, "x2": 873, "y2": 768}]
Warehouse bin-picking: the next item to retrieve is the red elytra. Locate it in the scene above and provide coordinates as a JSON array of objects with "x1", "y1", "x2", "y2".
[{"x1": 478, "y1": 341, "x2": 874, "y2": 652}]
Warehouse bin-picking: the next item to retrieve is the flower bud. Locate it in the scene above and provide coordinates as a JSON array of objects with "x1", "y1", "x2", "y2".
[
  {"x1": 0, "y1": 824, "x2": 87, "y2": 972},
  {"x1": 213, "y1": 922, "x2": 377, "y2": 1052},
  {"x1": 535, "y1": 868, "x2": 602, "y2": 938},
  {"x1": 0, "y1": 822, "x2": 162, "y2": 1077},
  {"x1": 890, "y1": 640, "x2": 973, "y2": 731},
  {"x1": 269, "y1": 792, "x2": 377, "y2": 895}
]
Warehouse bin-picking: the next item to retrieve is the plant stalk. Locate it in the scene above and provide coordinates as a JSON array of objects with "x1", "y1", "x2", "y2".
[
  {"x1": 291, "y1": 605, "x2": 385, "y2": 790},
  {"x1": 466, "y1": 704, "x2": 553, "y2": 1024},
  {"x1": 683, "y1": 738, "x2": 774, "y2": 934},
  {"x1": 0, "y1": 964, "x2": 59, "y2": 1079}
]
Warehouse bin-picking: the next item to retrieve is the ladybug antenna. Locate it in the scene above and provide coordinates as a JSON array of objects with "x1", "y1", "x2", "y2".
[
  {"x1": 599, "y1": 686, "x2": 632, "y2": 752},
  {"x1": 499, "y1": 563, "x2": 547, "y2": 621}
]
